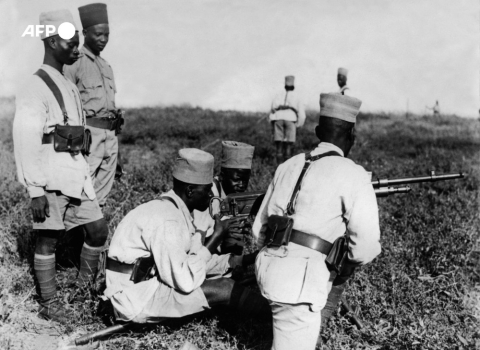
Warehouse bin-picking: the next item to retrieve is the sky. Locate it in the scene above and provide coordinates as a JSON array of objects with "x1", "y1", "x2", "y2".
[{"x1": 0, "y1": 0, "x2": 478, "y2": 117}]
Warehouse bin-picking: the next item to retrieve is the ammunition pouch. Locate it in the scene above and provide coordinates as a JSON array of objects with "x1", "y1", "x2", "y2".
[
  {"x1": 265, "y1": 215, "x2": 294, "y2": 248},
  {"x1": 44, "y1": 125, "x2": 90, "y2": 154},
  {"x1": 325, "y1": 235, "x2": 349, "y2": 275},
  {"x1": 105, "y1": 256, "x2": 156, "y2": 284}
]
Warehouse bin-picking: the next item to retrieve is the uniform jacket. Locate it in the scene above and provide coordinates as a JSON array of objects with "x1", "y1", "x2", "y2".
[
  {"x1": 253, "y1": 142, "x2": 381, "y2": 311},
  {"x1": 13, "y1": 64, "x2": 95, "y2": 200},
  {"x1": 269, "y1": 90, "x2": 306, "y2": 127}
]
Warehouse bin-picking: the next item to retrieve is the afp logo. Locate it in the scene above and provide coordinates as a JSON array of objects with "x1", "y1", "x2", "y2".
[{"x1": 22, "y1": 22, "x2": 75, "y2": 39}]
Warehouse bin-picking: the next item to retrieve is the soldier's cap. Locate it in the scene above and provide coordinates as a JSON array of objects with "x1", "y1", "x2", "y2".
[
  {"x1": 319, "y1": 93, "x2": 361, "y2": 123},
  {"x1": 79, "y1": 3, "x2": 108, "y2": 29},
  {"x1": 172, "y1": 148, "x2": 214, "y2": 185},
  {"x1": 285, "y1": 75, "x2": 295, "y2": 87},
  {"x1": 337, "y1": 67, "x2": 348, "y2": 76},
  {"x1": 221, "y1": 141, "x2": 255, "y2": 170},
  {"x1": 39, "y1": 9, "x2": 77, "y2": 40}
]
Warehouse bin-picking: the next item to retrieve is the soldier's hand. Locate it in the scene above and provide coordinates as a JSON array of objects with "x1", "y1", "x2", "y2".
[
  {"x1": 31, "y1": 195, "x2": 50, "y2": 223},
  {"x1": 212, "y1": 214, "x2": 233, "y2": 237}
]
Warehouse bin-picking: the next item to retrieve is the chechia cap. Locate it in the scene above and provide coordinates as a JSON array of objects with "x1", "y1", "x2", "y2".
[
  {"x1": 221, "y1": 141, "x2": 255, "y2": 169},
  {"x1": 79, "y1": 3, "x2": 108, "y2": 29},
  {"x1": 319, "y1": 93, "x2": 361, "y2": 123},
  {"x1": 172, "y1": 148, "x2": 214, "y2": 185},
  {"x1": 39, "y1": 9, "x2": 77, "y2": 40},
  {"x1": 337, "y1": 67, "x2": 348, "y2": 76},
  {"x1": 285, "y1": 75, "x2": 295, "y2": 87}
]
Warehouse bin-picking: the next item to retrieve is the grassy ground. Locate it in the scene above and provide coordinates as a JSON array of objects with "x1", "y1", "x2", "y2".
[{"x1": 0, "y1": 97, "x2": 479, "y2": 349}]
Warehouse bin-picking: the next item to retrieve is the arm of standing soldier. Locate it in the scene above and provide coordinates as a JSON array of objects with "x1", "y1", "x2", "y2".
[
  {"x1": 296, "y1": 100, "x2": 306, "y2": 128},
  {"x1": 252, "y1": 180, "x2": 274, "y2": 249},
  {"x1": 345, "y1": 182, "x2": 381, "y2": 266},
  {"x1": 13, "y1": 83, "x2": 49, "y2": 199},
  {"x1": 151, "y1": 220, "x2": 211, "y2": 294}
]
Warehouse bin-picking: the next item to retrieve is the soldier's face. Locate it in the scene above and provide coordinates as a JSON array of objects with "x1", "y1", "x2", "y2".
[
  {"x1": 220, "y1": 168, "x2": 251, "y2": 195},
  {"x1": 54, "y1": 33, "x2": 80, "y2": 65},
  {"x1": 190, "y1": 183, "x2": 213, "y2": 212},
  {"x1": 84, "y1": 24, "x2": 110, "y2": 53},
  {"x1": 337, "y1": 74, "x2": 347, "y2": 88}
]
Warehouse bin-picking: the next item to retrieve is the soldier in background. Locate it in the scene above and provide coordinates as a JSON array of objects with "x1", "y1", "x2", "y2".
[
  {"x1": 337, "y1": 67, "x2": 350, "y2": 95},
  {"x1": 253, "y1": 93, "x2": 381, "y2": 350},
  {"x1": 13, "y1": 9, "x2": 109, "y2": 322},
  {"x1": 269, "y1": 75, "x2": 306, "y2": 165},
  {"x1": 65, "y1": 3, "x2": 123, "y2": 208},
  {"x1": 194, "y1": 141, "x2": 255, "y2": 255},
  {"x1": 427, "y1": 100, "x2": 441, "y2": 116}
]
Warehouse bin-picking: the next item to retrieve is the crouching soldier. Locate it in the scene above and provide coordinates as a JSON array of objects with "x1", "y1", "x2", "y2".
[
  {"x1": 103, "y1": 149, "x2": 269, "y2": 323},
  {"x1": 194, "y1": 141, "x2": 255, "y2": 255}
]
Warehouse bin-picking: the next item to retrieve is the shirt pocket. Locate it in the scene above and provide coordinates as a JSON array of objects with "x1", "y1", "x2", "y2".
[
  {"x1": 80, "y1": 76, "x2": 104, "y2": 103},
  {"x1": 103, "y1": 74, "x2": 117, "y2": 93}
]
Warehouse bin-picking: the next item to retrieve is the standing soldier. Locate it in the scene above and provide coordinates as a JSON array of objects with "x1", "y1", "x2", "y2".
[
  {"x1": 269, "y1": 76, "x2": 306, "y2": 165},
  {"x1": 13, "y1": 9, "x2": 109, "y2": 322},
  {"x1": 426, "y1": 100, "x2": 441, "y2": 116},
  {"x1": 337, "y1": 67, "x2": 350, "y2": 95},
  {"x1": 64, "y1": 3, "x2": 123, "y2": 208},
  {"x1": 253, "y1": 93, "x2": 381, "y2": 350},
  {"x1": 193, "y1": 141, "x2": 255, "y2": 255}
]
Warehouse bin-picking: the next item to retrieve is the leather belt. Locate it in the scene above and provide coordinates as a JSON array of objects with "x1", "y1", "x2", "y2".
[
  {"x1": 289, "y1": 229, "x2": 333, "y2": 255},
  {"x1": 42, "y1": 133, "x2": 54, "y2": 144},
  {"x1": 86, "y1": 117, "x2": 119, "y2": 131},
  {"x1": 106, "y1": 257, "x2": 134, "y2": 275}
]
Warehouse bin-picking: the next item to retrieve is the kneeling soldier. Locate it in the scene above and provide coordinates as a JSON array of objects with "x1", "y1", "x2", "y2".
[
  {"x1": 13, "y1": 9, "x2": 109, "y2": 322},
  {"x1": 104, "y1": 149, "x2": 268, "y2": 323},
  {"x1": 194, "y1": 141, "x2": 255, "y2": 255}
]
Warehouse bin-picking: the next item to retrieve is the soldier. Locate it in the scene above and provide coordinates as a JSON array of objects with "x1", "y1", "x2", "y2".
[
  {"x1": 269, "y1": 75, "x2": 306, "y2": 165},
  {"x1": 64, "y1": 3, "x2": 122, "y2": 207},
  {"x1": 13, "y1": 9, "x2": 109, "y2": 322},
  {"x1": 103, "y1": 149, "x2": 269, "y2": 323},
  {"x1": 427, "y1": 100, "x2": 440, "y2": 116},
  {"x1": 337, "y1": 67, "x2": 350, "y2": 95},
  {"x1": 193, "y1": 141, "x2": 255, "y2": 255},
  {"x1": 253, "y1": 93, "x2": 381, "y2": 349}
]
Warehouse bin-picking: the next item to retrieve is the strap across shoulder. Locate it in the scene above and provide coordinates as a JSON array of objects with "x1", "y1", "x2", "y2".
[{"x1": 35, "y1": 69, "x2": 68, "y2": 124}]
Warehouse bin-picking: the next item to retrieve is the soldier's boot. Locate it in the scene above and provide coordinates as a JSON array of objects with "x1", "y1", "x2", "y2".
[{"x1": 38, "y1": 298, "x2": 73, "y2": 324}]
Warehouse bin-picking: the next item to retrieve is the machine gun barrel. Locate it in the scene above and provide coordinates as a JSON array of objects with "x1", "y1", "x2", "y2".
[
  {"x1": 374, "y1": 186, "x2": 411, "y2": 197},
  {"x1": 372, "y1": 171, "x2": 464, "y2": 189}
]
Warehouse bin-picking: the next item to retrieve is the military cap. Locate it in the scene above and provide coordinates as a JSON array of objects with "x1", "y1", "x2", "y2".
[
  {"x1": 79, "y1": 3, "x2": 108, "y2": 29},
  {"x1": 285, "y1": 75, "x2": 295, "y2": 87},
  {"x1": 39, "y1": 9, "x2": 77, "y2": 40},
  {"x1": 319, "y1": 93, "x2": 361, "y2": 123},
  {"x1": 172, "y1": 148, "x2": 214, "y2": 185},
  {"x1": 337, "y1": 67, "x2": 348, "y2": 76},
  {"x1": 221, "y1": 141, "x2": 255, "y2": 170}
]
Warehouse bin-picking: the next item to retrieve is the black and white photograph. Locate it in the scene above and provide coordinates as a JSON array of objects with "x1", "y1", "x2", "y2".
[{"x1": 0, "y1": 1, "x2": 478, "y2": 349}]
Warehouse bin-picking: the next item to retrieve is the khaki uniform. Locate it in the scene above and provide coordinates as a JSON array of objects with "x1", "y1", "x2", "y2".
[
  {"x1": 253, "y1": 142, "x2": 381, "y2": 350},
  {"x1": 64, "y1": 46, "x2": 118, "y2": 206},
  {"x1": 13, "y1": 64, "x2": 102, "y2": 230},
  {"x1": 269, "y1": 91, "x2": 306, "y2": 142},
  {"x1": 105, "y1": 190, "x2": 232, "y2": 323}
]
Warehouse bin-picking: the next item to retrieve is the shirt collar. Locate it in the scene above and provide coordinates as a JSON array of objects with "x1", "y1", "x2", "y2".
[
  {"x1": 81, "y1": 46, "x2": 97, "y2": 61},
  {"x1": 40, "y1": 64, "x2": 65, "y2": 78},
  {"x1": 312, "y1": 142, "x2": 345, "y2": 157}
]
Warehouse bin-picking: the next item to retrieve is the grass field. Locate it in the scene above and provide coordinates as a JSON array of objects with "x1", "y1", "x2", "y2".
[{"x1": 0, "y1": 97, "x2": 479, "y2": 349}]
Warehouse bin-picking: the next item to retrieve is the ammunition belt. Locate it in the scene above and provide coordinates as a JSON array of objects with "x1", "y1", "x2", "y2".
[
  {"x1": 106, "y1": 257, "x2": 134, "y2": 275},
  {"x1": 86, "y1": 117, "x2": 120, "y2": 131},
  {"x1": 290, "y1": 229, "x2": 333, "y2": 255}
]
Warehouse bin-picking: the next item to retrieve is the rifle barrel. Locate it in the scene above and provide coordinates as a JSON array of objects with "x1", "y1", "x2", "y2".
[
  {"x1": 375, "y1": 186, "x2": 411, "y2": 197},
  {"x1": 74, "y1": 323, "x2": 132, "y2": 345},
  {"x1": 372, "y1": 172, "x2": 464, "y2": 189}
]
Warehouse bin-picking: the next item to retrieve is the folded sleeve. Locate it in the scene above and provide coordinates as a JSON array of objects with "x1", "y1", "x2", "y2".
[
  {"x1": 13, "y1": 83, "x2": 48, "y2": 198},
  {"x1": 151, "y1": 220, "x2": 209, "y2": 294},
  {"x1": 345, "y1": 183, "x2": 381, "y2": 265}
]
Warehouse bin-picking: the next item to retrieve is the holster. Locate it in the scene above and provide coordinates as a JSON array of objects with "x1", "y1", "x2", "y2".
[
  {"x1": 129, "y1": 256, "x2": 156, "y2": 284},
  {"x1": 53, "y1": 125, "x2": 86, "y2": 153},
  {"x1": 114, "y1": 109, "x2": 125, "y2": 136},
  {"x1": 265, "y1": 215, "x2": 294, "y2": 248},
  {"x1": 325, "y1": 235, "x2": 349, "y2": 274}
]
